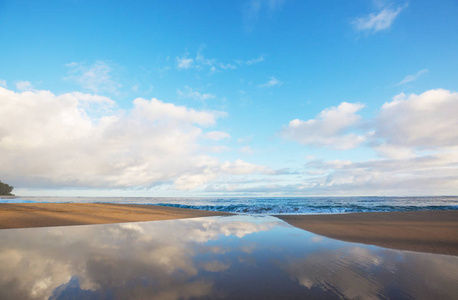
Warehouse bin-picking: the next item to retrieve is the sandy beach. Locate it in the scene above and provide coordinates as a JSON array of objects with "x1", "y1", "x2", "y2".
[
  {"x1": 0, "y1": 203, "x2": 232, "y2": 229},
  {"x1": 1, "y1": 203, "x2": 457, "y2": 255},
  {"x1": 277, "y1": 210, "x2": 458, "y2": 256}
]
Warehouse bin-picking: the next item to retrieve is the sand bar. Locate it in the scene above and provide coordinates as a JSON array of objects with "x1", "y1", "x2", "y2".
[
  {"x1": 277, "y1": 210, "x2": 458, "y2": 256},
  {"x1": 0, "y1": 203, "x2": 232, "y2": 229}
]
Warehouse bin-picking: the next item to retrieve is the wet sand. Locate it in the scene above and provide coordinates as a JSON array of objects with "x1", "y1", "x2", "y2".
[
  {"x1": 0, "y1": 203, "x2": 232, "y2": 229},
  {"x1": 2, "y1": 204, "x2": 457, "y2": 255},
  {"x1": 277, "y1": 210, "x2": 458, "y2": 256}
]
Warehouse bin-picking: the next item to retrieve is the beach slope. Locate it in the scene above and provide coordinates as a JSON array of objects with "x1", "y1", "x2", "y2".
[
  {"x1": 277, "y1": 211, "x2": 458, "y2": 256},
  {"x1": 0, "y1": 203, "x2": 231, "y2": 229}
]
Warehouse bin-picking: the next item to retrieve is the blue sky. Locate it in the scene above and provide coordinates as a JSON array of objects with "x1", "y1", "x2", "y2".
[{"x1": 1, "y1": 0, "x2": 457, "y2": 196}]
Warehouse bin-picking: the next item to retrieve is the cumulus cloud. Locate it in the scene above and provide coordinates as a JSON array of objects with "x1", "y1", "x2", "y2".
[
  {"x1": 283, "y1": 89, "x2": 458, "y2": 152},
  {"x1": 177, "y1": 86, "x2": 216, "y2": 101},
  {"x1": 376, "y1": 89, "x2": 458, "y2": 148},
  {"x1": 65, "y1": 61, "x2": 121, "y2": 94},
  {"x1": 279, "y1": 88, "x2": 458, "y2": 195},
  {"x1": 353, "y1": 5, "x2": 405, "y2": 34},
  {"x1": 258, "y1": 76, "x2": 282, "y2": 88},
  {"x1": 0, "y1": 87, "x2": 266, "y2": 190},
  {"x1": 396, "y1": 69, "x2": 429, "y2": 86},
  {"x1": 281, "y1": 102, "x2": 366, "y2": 149}
]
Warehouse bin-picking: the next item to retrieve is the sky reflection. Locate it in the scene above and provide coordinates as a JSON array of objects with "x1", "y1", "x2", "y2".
[{"x1": 0, "y1": 216, "x2": 457, "y2": 299}]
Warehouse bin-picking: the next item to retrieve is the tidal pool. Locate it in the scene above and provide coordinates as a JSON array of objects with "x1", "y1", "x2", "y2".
[{"x1": 0, "y1": 215, "x2": 457, "y2": 299}]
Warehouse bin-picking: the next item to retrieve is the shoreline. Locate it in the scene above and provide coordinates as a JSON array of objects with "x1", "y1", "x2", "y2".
[
  {"x1": 1, "y1": 203, "x2": 457, "y2": 256},
  {"x1": 0, "y1": 203, "x2": 232, "y2": 229},
  {"x1": 277, "y1": 210, "x2": 458, "y2": 256}
]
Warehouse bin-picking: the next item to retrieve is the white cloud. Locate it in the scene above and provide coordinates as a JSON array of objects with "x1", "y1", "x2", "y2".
[
  {"x1": 282, "y1": 89, "x2": 458, "y2": 151},
  {"x1": 245, "y1": 55, "x2": 264, "y2": 65},
  {"x1": 220, "y1": 159, "x2": 271, "y2": 175},
  {"x1": 237, "y1": 135, "x2": 254, "y2": 143},
  {"x1": 176, "y1": 56, "x2": 194, "y2": 69},
  {"x1": 132, "y1": 97, "x2": 218, "y2": 126},
  {"x1": 204, "y1": 131, "x2": 231, "y2": 141},
  {"x1": 173, "y1": 159, "x2": 270, "y2": 190},
  {"x1": 0, "y1": 79, "x2": 6, "y2": 88},
  {"x1": 287, "y1": 88, "x2": 458, "y2": 195},
  {"x1": 195, "y1": 52, "x2": 216, "y2": 67},
  {"x1": 65, "y1": 61, "x2": 121, "y2": 94},
  {"x1": 258, "y1": 76, "x2": 282, "y2": 88},
  {"x1": 396, "y1": 69, "x2": 429, "y2": 86},
  {"x1": 0, "y1": 87, "x2": 265, "y2": 190},
  {"x1": 15, "y1": 80, "x2": 33, "y2": 91},
  {"x1": 304, "y1": 151, "x2": 458, "y2": 195},
  {"x1": 177, "y1": 86, "x2": 216, "y2": 101},
  {"x1": 281, "y1": 102, "x2": 366, "y2": 149},
  {"x1": 220, "y1": 63, "x2": 237, "y2": 70},
  {"x1": 176, "y1": 48, "x2": 263, "y2": 73},
  {"x1": 243, "y1": 0, "x2": 285, "y2": 30},
  {"x1": 353, "y1": 6, "x2": 405, "y2": 34},
  {"x1": 376, "y1": 89, "x2": 458, "y2": 148},
  {"x1": 240, "y1": 146, "x2": 254, "y2": 154},
  {"x1": 372, "y1": 143, "x2": 416, "y2": 159}
]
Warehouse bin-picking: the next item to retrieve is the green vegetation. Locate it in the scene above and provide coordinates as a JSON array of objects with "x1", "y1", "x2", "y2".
[{"x1": 0, "y1": 181, "x2": 14, "y2": 196}]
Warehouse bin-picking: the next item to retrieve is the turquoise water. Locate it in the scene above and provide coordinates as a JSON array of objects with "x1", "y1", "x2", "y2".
[{"x1": 2, "y1": 196, "x2": 458, "y2": 214}]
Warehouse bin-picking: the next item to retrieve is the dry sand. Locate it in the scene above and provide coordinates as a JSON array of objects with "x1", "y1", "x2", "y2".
[
  {"x1": 277, "y1": 210, "x2": 458, "y2": 256},
  {"x1": 0, "y1": 203, "x2": 231, "y2": 229}
]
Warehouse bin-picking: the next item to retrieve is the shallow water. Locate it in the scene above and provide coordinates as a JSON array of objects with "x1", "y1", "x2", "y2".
[{"x1": 0, "y1": 215, "x2": 457, "y2": 299}]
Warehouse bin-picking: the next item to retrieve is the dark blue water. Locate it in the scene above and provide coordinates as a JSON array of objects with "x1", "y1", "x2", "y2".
[{"x1": 1, "y1": 196, "x2": 458, "y2": 214}]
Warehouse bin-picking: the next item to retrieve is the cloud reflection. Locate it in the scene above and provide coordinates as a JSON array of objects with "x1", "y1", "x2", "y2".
[
  {"x1": 0, "y1": 216, "x2": 457, "y2": 299},
  {"x1": 0, "y1": 216, "x2": 280, "y2": 300}
]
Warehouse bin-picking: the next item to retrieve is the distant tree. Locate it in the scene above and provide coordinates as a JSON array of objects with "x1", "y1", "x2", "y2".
[{"x1": 0, "y1": 181, "x2": 14, "y2": 196}]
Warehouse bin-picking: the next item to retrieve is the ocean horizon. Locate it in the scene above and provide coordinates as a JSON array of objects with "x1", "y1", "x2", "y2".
[{"x1": 2, "y1": 196, "x2": 458, "y2": 215}]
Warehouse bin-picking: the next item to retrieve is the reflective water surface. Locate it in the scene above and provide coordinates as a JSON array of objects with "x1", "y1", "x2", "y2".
[{"x1": 0, "y1": 215, "x2": 457, "y2": 299}]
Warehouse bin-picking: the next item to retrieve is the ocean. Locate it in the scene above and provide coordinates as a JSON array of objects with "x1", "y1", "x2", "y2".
[{"x1": 1, "y1": 196, "x2": 458, "y2": 214}]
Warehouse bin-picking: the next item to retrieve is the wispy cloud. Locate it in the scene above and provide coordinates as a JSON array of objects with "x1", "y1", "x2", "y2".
[
  {"x1": 243, "y1": 0, "x2": 286, "y2": 31},
  {"x1": 220, "y1": 63, "x2": 237, "y2": 70},
  {"x1": 245, "y1": 55, "x2": 265, "y2": 65},
  {"x1": 176, "y1": 56, "x2": 194, "y2": 69},
  {"x1": 176, "y1": 48, "x2": 265, "y2": 73},
  {"x1": 396, "y1": 69, "x2": 428, "y2": 86},
  {"x1": 353, "y1": 5, "x2": 405, "y2": 34},
  {"x1": 177, "y1": 86, "x2": 216, "y2": 101},
  {"x1": 15, "y1": 80, "x2": 33, "y2": 91},
  {"x1": 0, "y1": 79, "x2": 6, "y2": 88},
  {"x1": 65, "y1": 61, "x2": 121, "y2": 94},
  {"x1": 258, "y1": 76, "x2": 282, "y2": 88},
  {"x1": 240, "y1": 146, "x2": 254, "y2": 154},
  {"x1": 204, "y1": 131, "x2": 231, "y2": 141}
]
